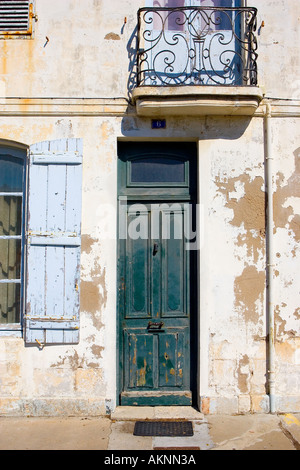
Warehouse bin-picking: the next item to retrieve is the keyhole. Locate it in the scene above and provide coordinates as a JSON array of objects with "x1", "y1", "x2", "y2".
[{"x1": 153, "y1": 243, "x2": 159, "y2": 256}]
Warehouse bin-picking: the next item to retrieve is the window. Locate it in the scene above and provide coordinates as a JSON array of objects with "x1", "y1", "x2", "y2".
[
  {"x1": 200, "y1": 0, "x2": 239, "y2": 30},
  {"x1": 0, "y1": 139, "x2": 83, "y2": 346},
  {"x1": 0, "y1": 147, "x2": 26, "y2": 327},
  {"x1": 118, "y1": 142, "x2": 196, "y2": 199},
  {"x1": 152, "y1": 1, "x2": 240, "y2": 32},
  {"x1": 0, "y1": 0, "x2": 34, "y2": 38},
  {"x1": 154, "y1": 0, "x2": 185, "y2": 31},
  {"x1": 140, "y1": 0, "x2": 245, "y2": 85},
  {"x1": 131, "y1": 156, "x2": 186, "y2": 183}
]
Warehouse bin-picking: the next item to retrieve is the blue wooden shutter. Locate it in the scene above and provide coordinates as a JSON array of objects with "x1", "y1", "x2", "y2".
[{"x1": 25, "y1": 139, "x2": 83, "y2": 345}]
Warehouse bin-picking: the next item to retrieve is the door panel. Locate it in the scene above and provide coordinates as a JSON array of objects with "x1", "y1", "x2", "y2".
[
  {"x1": 158, "y1": 330, "x2": 186, "y2": 388},
  {"x1": 121, "y1": 203, "x2": 191, "y2": 404},
  {"x1": 125, "y1": 216, "x2": 150, "y2": 318},
  {"x1": 125, "y1": 330, "x2": 155, "y2": 389},
  {"x1": 124, "y1": 328, "x2": 189, "y2": 391},
  {"x1": 161, "y1": 208, "x2": 188, "y2": 317}
]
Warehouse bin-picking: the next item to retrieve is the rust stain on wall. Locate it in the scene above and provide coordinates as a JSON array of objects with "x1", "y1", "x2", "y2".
[
  {"x1": 234, "y1": 265, "x2": 265, "y2": 323},
  {"x1": 0, "y1": 41, "x2": 7, "y2": 75},
  {"x1": 201, "y1": 397, "x2": 210, "y2": 415},
  {"x1": 276, "y1": 340, "x2": 297, "y2": 362},
  {"x1": 216, "y1": 175, "x2": 266, "y2": 262},
  {"x1": 274, "y1": 148, "x2": 300, "y2": 242}
]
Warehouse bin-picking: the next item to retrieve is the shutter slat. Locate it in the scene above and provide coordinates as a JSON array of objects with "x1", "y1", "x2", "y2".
[
  {"x1": 25, "y1": 139, "x2": 83, "y2": 346},
  {"x1": 0, "y1": 1, "x2": 30, "y2": 32},
  {"x1": 29, "y1": 236, "x2": 81, "y2": 247},
  {"x1": 25, "y1": 320, "x2": 80, "y2": 330},
  {"x1": 31, "y1": 153, "x2": 83, "y2": 165}
]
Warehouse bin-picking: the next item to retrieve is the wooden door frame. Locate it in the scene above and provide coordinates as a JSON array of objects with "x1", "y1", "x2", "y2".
[{"x1": 116, "y1": 141, "x2": 198, "y2": 407}]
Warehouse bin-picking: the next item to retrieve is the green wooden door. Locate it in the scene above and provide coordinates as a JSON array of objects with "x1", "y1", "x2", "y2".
[{"x1": 118, "y1": 141, "x2": 197, "y2": 406}]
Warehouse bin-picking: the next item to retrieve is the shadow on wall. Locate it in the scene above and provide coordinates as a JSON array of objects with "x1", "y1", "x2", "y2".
[
  {"x1": 124, "y1": 26, "x2": 253, "y2": 139},
  {"x1": 121, "y1": 113, "x2": 253, "y2": 140},
  {"x1": 127, "y1": 25, "x2": 138, "y2": 102}
]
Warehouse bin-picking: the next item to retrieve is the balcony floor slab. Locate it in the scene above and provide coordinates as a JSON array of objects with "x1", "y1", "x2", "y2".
[{"x1": 132, "y1": 86, "x2": 264, "y2": 117}]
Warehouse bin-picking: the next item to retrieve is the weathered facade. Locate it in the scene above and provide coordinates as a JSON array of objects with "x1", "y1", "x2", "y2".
[{"x1": 0, "y1": 0, "x2": 299, "y2": 416}]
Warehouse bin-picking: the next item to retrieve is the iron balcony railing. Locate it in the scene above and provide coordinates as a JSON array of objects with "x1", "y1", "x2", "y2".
[{"x1": 137, "y1": 6, "x2": 258, "y2": 87}]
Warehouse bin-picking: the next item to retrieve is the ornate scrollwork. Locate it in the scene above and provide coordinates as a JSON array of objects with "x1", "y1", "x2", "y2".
[{"x1": 137, "y1": 6, "x2": 258, "y2": 87}]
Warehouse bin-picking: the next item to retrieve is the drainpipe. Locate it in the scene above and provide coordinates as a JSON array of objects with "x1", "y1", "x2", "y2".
[{"x1": 265, "y1": 102, "x2": 276, "y2": 413}]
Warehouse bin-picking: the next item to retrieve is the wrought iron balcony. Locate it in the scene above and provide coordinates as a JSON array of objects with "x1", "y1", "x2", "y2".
[{"x1": 137, "y1": 6, "x2": 258, "y2": 87}]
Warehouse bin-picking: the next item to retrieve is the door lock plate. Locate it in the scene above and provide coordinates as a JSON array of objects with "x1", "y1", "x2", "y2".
[{"x1": 147, "y1": 321, "x2": 164, "y2": 332}]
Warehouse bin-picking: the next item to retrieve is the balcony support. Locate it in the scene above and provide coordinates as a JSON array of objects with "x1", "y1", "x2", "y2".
[{"x1": 132, "y1": 85, "x2": 263, "y2": 117}]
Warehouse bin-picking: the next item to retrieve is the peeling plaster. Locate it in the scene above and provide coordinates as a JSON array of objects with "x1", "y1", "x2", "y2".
[
  {"x1": 50, "y1": 344, "x2": 104, "y2": 372},
  {"x1": 80, "y1": 235, "x2": 108, "y2": 326},
  {"x1": 234, "y1": 266, "x2": 265, "y2": 324},
  {"x1": 80, "y1": 266, "x2": 107, "y2": 327},
  {"x1": 237, "y1": 355, "x2": 250, "y2": 394},
  {"x1": 274, "y1": 148, "x2": 300, "y2": 242},
  {"x1": 104, "y1": 32, "x2": 121, "y2": 40},
  {"x1": 215, "y1": 174, "x2": 266, "y2": 323},
  {"x1": 216, "y1": 174, "x2": 266, "y2": 263},
  {"x1": 275, "y1": 305, "x2": 298, "y2": 341},
  {"x1": 51, "y1": 350, "x2": 83, "y2": 370},
  {"x1": 81, "y1": 234, "x2": 96, "y2": 256},
  {"x1": 294, "y1": 308, "x2": 300, "y2": 321}
]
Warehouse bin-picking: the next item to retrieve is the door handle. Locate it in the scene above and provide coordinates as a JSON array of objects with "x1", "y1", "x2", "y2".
[
  {"x1": 153, "y1": 243, "x2": 159, "y2": 256},
  {"x1": 147, "y1": 321, "x2": 164, "y2": 332}
]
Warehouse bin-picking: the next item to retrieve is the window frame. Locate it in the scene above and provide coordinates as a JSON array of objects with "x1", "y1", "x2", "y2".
[
  {"x1": 127, "y1": 155, "x2": 189, "y2": 188},
  {"x1": 0, "y1": 1, "x2": 35, "y2": 39},
  {"x1": 118, "y1": 142, "x2": 197, "y2": 201},
  {"x1": 0, "y1": 144, "x2": 27, "y2": 335}
]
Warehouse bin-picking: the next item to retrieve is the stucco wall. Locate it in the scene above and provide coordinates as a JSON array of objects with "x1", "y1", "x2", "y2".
[
  {"x1": 198, "y1": 116, "x2": 300, "y2": 413},
  {"x1": 0, "y1": 0, "x2": 299, "y2": 415}
]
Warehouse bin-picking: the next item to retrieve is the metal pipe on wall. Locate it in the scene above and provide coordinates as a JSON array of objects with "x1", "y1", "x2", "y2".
[{"x1": 265, "y1": 102, "x2": 276, "y2": 413}]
